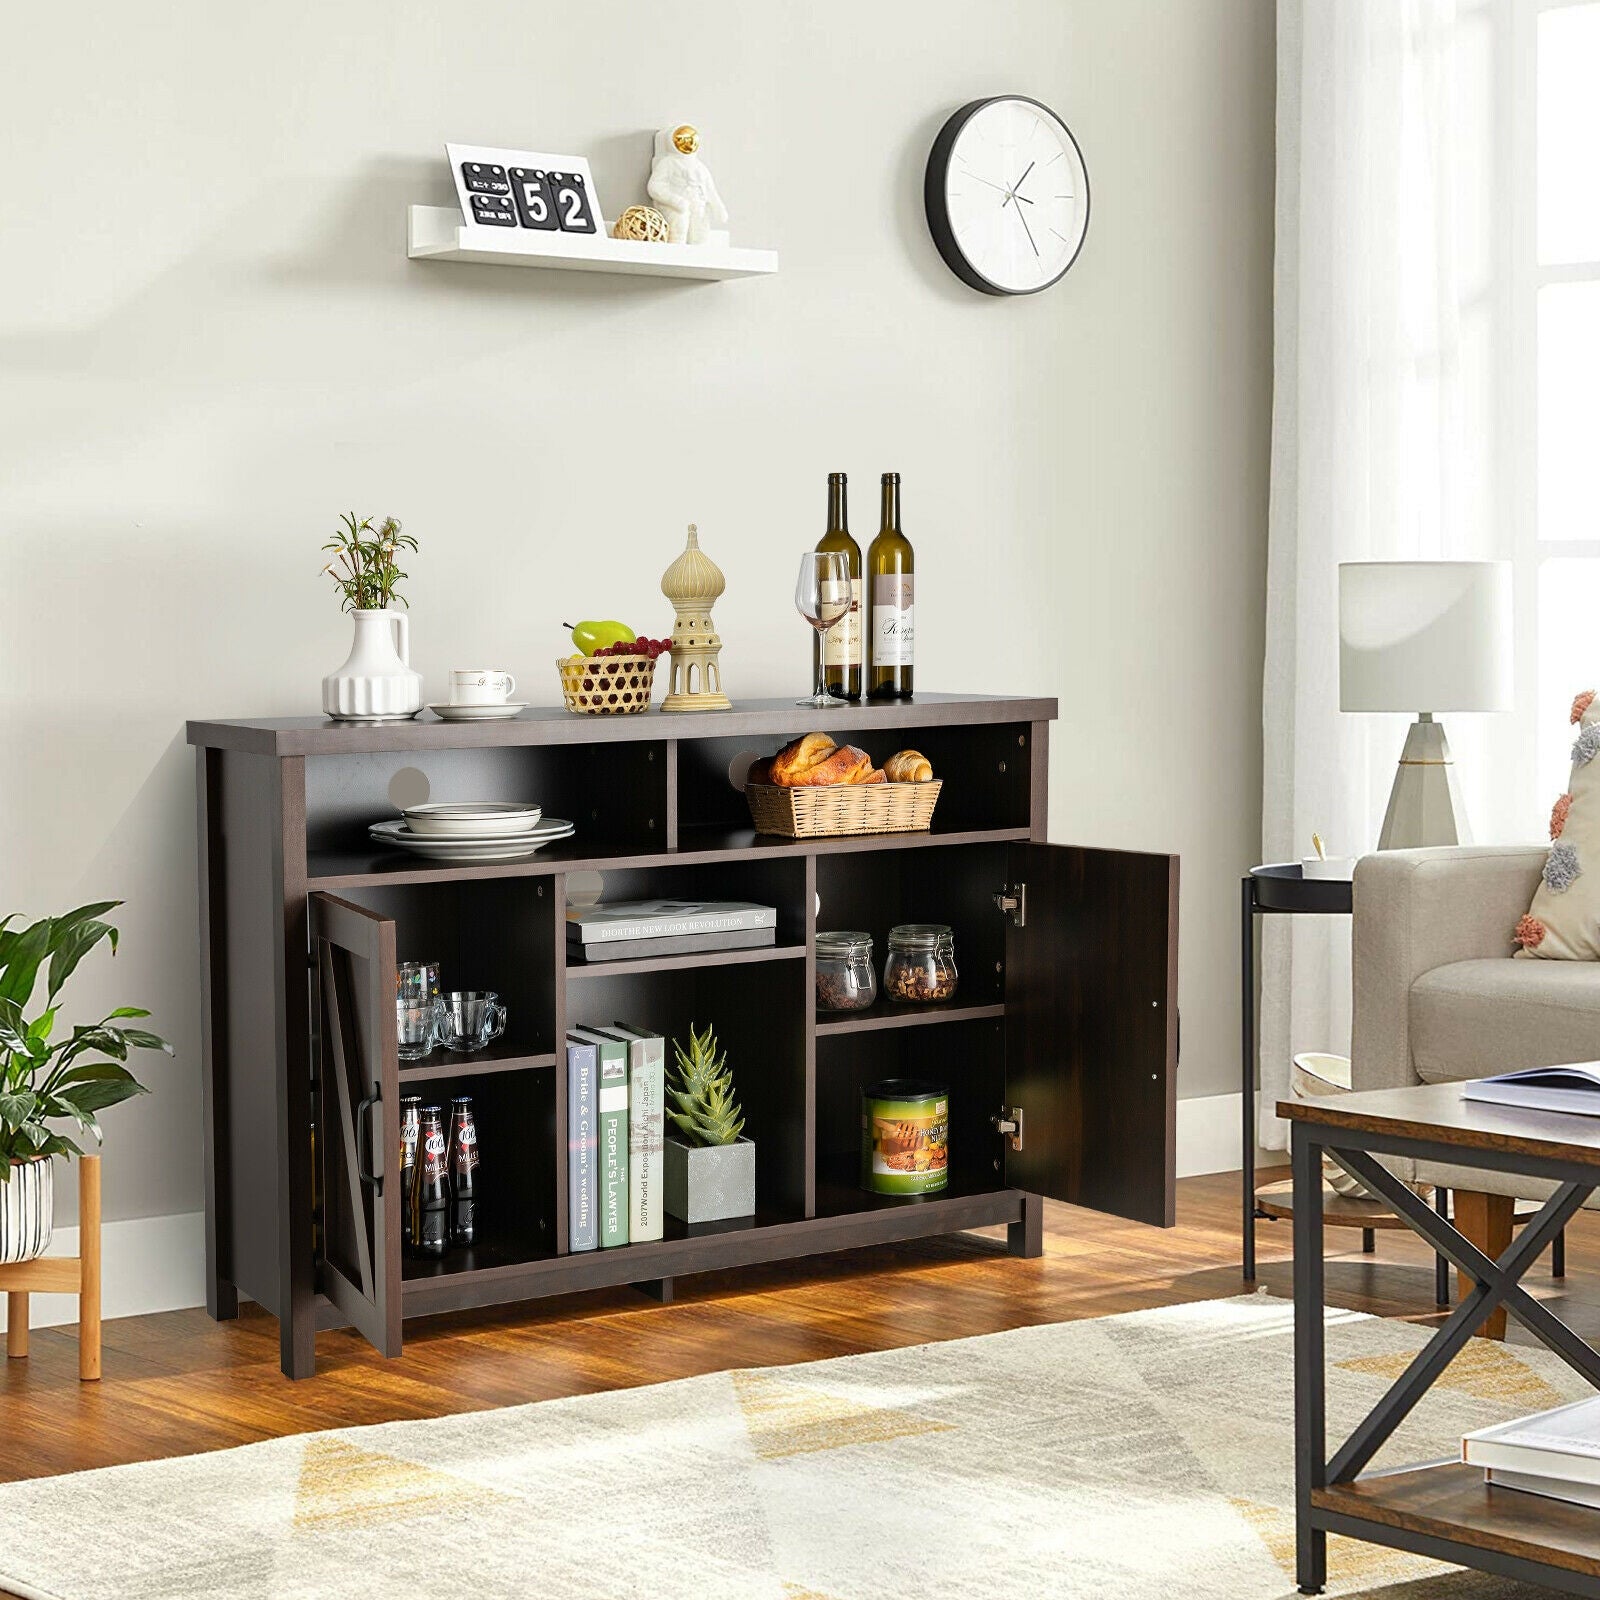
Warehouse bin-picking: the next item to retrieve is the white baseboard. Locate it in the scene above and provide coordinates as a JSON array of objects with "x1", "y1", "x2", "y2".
[
  {"x1": 1177, "y1": 1091, "x2": 1275, "y2": 1178},
  {"x1": 0, "y1": 1210, "x2": 205, "y2": 1332}
]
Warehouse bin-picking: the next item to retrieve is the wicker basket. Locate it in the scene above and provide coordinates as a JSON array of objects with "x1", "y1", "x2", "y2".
[
  {"x1": 745, "y1": 780, "x2": 942, "y2": 839},
  {"x1": 556, "y1": 654, "x2": 659, "y2": 715}
]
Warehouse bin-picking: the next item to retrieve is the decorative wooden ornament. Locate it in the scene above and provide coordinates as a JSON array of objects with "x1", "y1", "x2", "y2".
[
  {"x1": 661, "y1": 523, "x2": 731, "y2": 711},
  {"x1": 612, "y1": 205, "x2": 670, "y2": 243}
]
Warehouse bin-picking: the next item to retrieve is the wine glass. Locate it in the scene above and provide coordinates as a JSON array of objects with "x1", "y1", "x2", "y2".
[{"x1": 795, "y1": 552, "x2": 851, "y2": 708}]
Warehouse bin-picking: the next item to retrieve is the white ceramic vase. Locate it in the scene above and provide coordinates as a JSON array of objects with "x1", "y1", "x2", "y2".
[
  {"x1": 0, "y1": 1158, "x2": 53, "y2": 1264},
  {"x1": 322, "y1": 608, "x2": 422, "y2": 721}
]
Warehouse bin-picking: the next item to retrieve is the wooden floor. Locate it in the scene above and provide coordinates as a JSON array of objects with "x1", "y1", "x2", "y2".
[{"x1": 4, "y1": 1168, "x2": 1596, "y2": 1491}]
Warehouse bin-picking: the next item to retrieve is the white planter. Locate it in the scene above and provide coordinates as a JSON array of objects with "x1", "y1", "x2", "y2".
[
  {"x1": 322, "y1": 608, "x2": 423, "y2": 721},
  {"x1": 664, "y1": 1135, "x2": 755, "y2": 1224},
  {"x1": 0, "y1": 1158, "x2": 53, "y2": 1264}
]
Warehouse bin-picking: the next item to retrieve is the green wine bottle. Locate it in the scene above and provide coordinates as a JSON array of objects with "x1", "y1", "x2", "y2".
[
  {"x1": 867, "y1": 472, "x2": 914, "y2": 699},
  {"x1": 815, "y1": 472, "x2": 862, "y2": 700}
]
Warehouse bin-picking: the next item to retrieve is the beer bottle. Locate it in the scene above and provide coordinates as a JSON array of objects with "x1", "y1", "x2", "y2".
[
  {"x1": 447, "y1": 1095, "x2": 479, "y2": 1246},
  {"x1": 398, "y1": 1095, "x2": 422, "y2": 1206},
  {"x1": 408, "y1": 1105, "x2": 449, "y2": 1257}
]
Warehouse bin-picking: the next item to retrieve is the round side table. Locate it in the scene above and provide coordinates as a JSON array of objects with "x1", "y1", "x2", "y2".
[{"x1": 1241, "y1": 863, "x2": 1351, "y2": 1279}]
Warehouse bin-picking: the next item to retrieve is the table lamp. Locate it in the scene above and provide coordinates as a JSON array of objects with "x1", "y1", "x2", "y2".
[{"x1": 1338, "y1": 560, "x2": 1512, "y2": 850}]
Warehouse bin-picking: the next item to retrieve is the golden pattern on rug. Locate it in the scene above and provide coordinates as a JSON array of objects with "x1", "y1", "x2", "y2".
[
  {"x1": 731, "y1": 1367, "x2": 953, "y2": 1460},
  {"x1": 293, "y1": 1437, "x2": 509, "y2": 1531},
  {"x1": 1230, "y1": 1497, "x2": 1438, "y2": 1591},
  {"x1": 1336, "y1": 1338, "x2": 1566, "y2": 1411}
]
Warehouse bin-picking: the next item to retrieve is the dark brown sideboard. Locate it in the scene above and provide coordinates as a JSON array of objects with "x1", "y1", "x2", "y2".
[{"x1": 186, "y1": 695, "x2": 1178, "y2": 1379}]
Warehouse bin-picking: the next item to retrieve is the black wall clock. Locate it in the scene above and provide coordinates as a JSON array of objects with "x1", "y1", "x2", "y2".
[{"x1": 924, "y1": 96, "x2": 1090, "y2": 296}]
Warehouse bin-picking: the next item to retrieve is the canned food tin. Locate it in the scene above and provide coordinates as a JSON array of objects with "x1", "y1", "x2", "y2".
[{"x1": 861, "y1": 1079, "x2": 949, "y2": 1196}]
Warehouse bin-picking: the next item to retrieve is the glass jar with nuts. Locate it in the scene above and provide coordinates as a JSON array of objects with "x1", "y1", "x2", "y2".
[
  {"x1": 816, "y1": 930, "x2": 877, "y2": 1012},
  {"x1": 883, "y1": 924, "x2": 959, "y2": 1005}
]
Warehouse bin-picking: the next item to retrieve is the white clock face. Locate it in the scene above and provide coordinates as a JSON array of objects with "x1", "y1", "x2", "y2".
[{"x1": 939, "y1": 99, "x2": 1089, "y2": 294}]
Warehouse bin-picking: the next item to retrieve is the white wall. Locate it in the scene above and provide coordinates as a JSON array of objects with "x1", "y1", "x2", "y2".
[{"x1": 0, "y1": 0, "x2": 1274, "y2": 1233}]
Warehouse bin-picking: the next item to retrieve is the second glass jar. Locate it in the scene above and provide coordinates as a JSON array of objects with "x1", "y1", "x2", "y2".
[{"x1": 883, "y1": 924, "x2": 959, "y2": 1004}]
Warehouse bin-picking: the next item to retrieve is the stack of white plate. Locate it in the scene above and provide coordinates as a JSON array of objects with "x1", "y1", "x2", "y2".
[{"x1": 369, "y1": 802, "x2": 574, "y2": 862}]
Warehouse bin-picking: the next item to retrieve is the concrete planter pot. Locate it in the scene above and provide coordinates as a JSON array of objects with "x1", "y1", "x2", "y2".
[
  {"x1": 664, "y1": 1135, "x2": 755, "y2": 1224},
  {"x1": 0, "y1": 1157, "x2": 53, "y2": 1264}
]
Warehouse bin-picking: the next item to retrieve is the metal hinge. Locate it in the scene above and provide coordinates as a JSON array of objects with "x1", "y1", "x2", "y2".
[
  {"x1": 993, "y1": 883, "x2": 1027, "y2": 927},
  {"x1": 993, "y1": 1106, "x2": 1024, "y2": 1152}
]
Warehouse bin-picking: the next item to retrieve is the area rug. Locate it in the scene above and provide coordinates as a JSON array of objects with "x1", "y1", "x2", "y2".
[{"x1": 0, "y1": 1292, "x2": 1586, "y2": 1600}]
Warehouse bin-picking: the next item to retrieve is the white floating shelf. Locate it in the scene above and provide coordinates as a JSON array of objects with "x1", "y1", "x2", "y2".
[{"x1": 407, "y1": 206, "x2": 778, "y2": 281}]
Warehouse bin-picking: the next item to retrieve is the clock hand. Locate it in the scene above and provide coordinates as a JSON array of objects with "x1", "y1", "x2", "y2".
[
  {"x1": 1015, "y1": 202, "x2": 1040, "y2": 258},
  {"x1": 1010, "y1": 159, "x2": 1037, "y2": 198}
]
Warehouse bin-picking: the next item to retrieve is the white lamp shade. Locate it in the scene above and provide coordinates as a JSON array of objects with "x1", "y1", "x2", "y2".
[{"x1": 1338, "y1": 561, "x2": 1513, "y2": 712}]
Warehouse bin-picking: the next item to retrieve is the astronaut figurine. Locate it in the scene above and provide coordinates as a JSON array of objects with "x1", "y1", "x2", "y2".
[{"x1": 647, "y1": 124, "x2": 729, "y2": 246}]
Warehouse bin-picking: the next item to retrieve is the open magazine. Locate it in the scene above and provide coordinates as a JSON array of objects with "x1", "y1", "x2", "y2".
[{"x1": 1463, "y1": 1063, "x2": 1600, "y2": 1116}]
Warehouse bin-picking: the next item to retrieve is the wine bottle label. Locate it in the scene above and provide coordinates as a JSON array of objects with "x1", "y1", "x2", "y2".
[
  {"x1": 822, "y1": 577, "x2": 862, "y2": 668},
  {"x1": 872, "y1": 574, "x2": 914, "y2": 666}
]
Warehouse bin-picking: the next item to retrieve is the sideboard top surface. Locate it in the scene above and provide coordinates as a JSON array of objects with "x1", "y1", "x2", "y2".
[{"x1": 186, "y1": 693, "x2": 1059, "y2": 756}]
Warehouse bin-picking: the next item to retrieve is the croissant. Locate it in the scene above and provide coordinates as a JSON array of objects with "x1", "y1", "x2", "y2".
[{"x1": 884, "y1": 750, "x2": 934, "y2": 783}]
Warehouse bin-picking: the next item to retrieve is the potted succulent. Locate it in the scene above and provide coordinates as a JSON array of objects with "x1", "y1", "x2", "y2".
[
  {"x1": 319, "y1": 513, "x2": 424, "y2": 721},
  {"x1": 0, "y1": 903, "x2": 171, "y2": 1263},
  {"x1": 663, "y1": 1022, "x2": 755, "y2": 1224}
]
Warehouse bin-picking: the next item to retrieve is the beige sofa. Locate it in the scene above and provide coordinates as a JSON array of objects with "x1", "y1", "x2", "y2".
[{"x1": 1352, "y1": 845, "x2": 1600, "y2": 1331}]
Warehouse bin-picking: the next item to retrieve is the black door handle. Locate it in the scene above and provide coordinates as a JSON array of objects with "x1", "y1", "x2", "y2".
[{"x1": 356, "y1": 1089, "x2": 383, "y2": 1193}]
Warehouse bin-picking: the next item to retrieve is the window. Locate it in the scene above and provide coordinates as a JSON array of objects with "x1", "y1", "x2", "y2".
[{"x1": 1522, "y1": 0, "x2": 1600, "y2": 799}]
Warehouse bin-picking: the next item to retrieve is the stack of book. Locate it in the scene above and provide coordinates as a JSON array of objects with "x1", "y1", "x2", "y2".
[
  {"x1": 566, "y1": 899, "x2": 776, "y2": 964},
  {"x1": 1464, "y1": 1397, "x2": 1600, "y2": 1507},
  {"x1": 564, "y1": 1025, "x2": 665, "y2": 1252}
]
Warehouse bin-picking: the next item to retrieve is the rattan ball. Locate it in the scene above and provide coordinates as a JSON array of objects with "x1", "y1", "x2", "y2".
[{"x1": 612, "y1": 206, "x2": 670, "y2": 243}]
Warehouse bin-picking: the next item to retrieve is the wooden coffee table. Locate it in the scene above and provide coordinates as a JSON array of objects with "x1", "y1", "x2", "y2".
[{"x1": 1282, "y1": 1082, "x2": 1600, "y2": 1597}]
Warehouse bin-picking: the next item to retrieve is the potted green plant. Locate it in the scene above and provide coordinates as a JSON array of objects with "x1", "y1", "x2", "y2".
[
  {"x1": 662, "y1": 1022, "x2": 754, "y2": 1224},
  {"x1": 0, "y1": 903, "x2": 171, "y2": 1263},
  {"x1": 319, "y1": 513, "x2": 424, "y2": 721}
]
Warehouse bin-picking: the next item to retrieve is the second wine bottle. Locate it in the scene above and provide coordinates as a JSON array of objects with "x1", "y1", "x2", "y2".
[
  {"x1": 867, "y1": 471, "x2": 914, "y2": 698},
  {"x1": 814, "y1": 471, "x2": 862, "y2": 699}
]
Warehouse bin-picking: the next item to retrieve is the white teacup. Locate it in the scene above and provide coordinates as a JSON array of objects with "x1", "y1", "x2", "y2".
[{"x1": 450, "y1": 669, "x2": 517, "y2": 705}]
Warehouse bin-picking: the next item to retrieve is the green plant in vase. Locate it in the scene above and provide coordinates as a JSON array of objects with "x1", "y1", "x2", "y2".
[
  {"x1": 663, "y1": 1023, "x2": 753, "y2": 1225},
  {"x1": 0, "y1": 903, "x2": 171, "y2": 1262},
  {"x1": 318, "y1": 513, "x2": 424, "y2": 720}
]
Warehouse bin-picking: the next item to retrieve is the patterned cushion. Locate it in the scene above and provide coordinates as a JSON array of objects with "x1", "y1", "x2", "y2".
[{"x1": 1516, "y1": 689, "x2": 1600, "y2": 960}]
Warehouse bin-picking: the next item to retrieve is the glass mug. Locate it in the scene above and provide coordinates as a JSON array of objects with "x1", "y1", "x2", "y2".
[
  {"x1": 396, "y1": 962, "x2": 442, "y2": 1061},
  {"x1": 438, "y1": 991, "x2": 507, "y2": 1054}
]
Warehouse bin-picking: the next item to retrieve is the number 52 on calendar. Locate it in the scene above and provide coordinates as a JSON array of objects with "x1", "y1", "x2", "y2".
[{"x1": 447, "y1": 144, "x2": 601, "y2": 238}]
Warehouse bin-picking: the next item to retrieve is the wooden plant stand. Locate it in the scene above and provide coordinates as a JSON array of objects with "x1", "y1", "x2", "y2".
[{"x1": 0, "y1": 1155, "x2": 101, "y2": 1381}]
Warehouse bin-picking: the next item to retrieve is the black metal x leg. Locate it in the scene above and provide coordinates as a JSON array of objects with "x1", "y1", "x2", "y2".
[{"x1": 1321, "y1": 1146, "x2": 1596, "y2": 1483}]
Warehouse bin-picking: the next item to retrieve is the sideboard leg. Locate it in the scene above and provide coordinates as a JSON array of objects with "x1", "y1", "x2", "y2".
[
  {"x1": 633, "y1": 1278, "x2": 675, "y2": 1304},
  {"x1": 6, "y1": 1293, "x2": 27, "y2": 1359},
  {"x1": 1008, "y1": 1193, "x2": 1044, "y2": 1258}
]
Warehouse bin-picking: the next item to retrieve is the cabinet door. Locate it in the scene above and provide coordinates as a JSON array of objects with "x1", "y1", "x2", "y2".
[
  {"x1": 310, "y1": 892, "x2": 403, "y2": 1356},
  {"x1": 1004, "y1": 843, "x2": 1178, "y2": 1226}
]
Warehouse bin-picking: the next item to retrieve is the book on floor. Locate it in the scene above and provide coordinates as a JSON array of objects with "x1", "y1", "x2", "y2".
[
  {"x1": 566, "y1": 926, "x2": 776, "y2": 964},
  {"x1": 597, "y1": 1022, "x2": 665, "y2": 1244},
  {"x1": 1463, "y1": 1396, "x2": 1600, "y2": 1484},
  {"x1": 571, "y1": 1026, "x2": 629, "y2": 1248},
  {"x1": 564, "y1": 1035, "x2": 598, "y2": 1252},
  {"x1": 567, "y1": 899, "x2": 776, "y2": 945},
  {"x1": 1461, "y1": 1063, "x2": 1600, "y2": 1117}
]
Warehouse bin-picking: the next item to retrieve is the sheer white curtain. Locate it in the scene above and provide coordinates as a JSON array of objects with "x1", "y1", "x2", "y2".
[{"x1": 1261, "y1": 0, "x2": 1527, "y2": 1147}]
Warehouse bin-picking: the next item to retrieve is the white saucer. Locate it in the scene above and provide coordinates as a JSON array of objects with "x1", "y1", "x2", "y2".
[{"x1": 428, "y1": 702, "x2": 527, "y2": 722}]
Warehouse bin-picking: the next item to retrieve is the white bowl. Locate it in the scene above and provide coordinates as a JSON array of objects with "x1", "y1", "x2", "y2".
[{"x1": 403, "y1": 802, "x2": 543, "y2": 837}]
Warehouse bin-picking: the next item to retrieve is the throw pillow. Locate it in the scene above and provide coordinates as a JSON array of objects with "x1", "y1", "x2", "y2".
[{"x1": 1516, "y1": 689, "x2": 1600, "y2": 960}]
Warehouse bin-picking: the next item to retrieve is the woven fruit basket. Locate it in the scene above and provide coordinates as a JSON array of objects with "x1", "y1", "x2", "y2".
[
  {"x1": 556, "y1": 654, "x2": 659, "y2": 715},
  {"x1": 745, "y1": 780, "x2": 942, "y2": 839}
]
